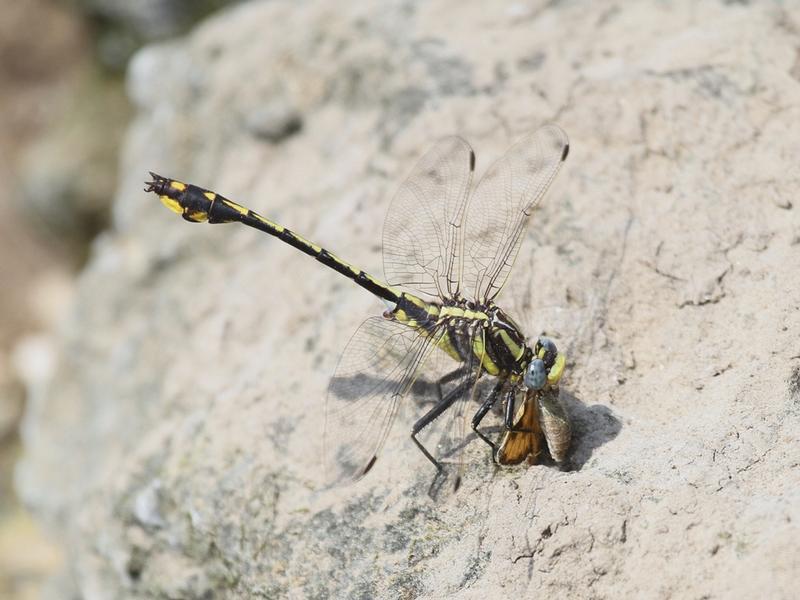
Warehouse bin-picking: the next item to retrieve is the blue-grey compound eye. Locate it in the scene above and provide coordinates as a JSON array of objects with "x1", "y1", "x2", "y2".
[
  {"x1": 535, "y1": 336, "x2": 558, "y2": 369},
  {"x1": 524, "y1": 358, "x2": 547, "y2": 390}
]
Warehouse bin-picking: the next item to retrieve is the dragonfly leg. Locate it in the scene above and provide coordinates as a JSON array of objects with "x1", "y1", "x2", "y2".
[
  {"x1": 470, "y1": 379, "x2": 507, "y2": 459},
  {"x1": 436, "y1": 365, "x2": 472, "y2": 402},
  {"x1": 411, "y1": 378, "x2": 472, "y2": 472}
]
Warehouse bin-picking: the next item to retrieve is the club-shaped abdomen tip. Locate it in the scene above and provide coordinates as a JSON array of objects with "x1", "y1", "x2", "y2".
[{"x1": 144, "y1": 172, "x2": 167, "y2": 194}]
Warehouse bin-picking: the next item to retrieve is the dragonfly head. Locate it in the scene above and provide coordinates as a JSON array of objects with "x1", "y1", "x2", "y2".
[{"x1": 524, "y1": 336, "x2": 565, "y2": 390}]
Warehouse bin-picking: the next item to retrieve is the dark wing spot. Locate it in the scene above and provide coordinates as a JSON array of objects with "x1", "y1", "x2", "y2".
[
  {"x1": 561, "y1": 143, "x2": 570, "y2": 162},
  {"x1": 362, "y1": 455, "x2": 378, "y2": 476},
  {"x1": 469, "y1": 150, "x2": 476, "y2": 171}
]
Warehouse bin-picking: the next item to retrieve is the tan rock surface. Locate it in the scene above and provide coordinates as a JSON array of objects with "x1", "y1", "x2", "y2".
[{"x1": 17, "y1": 1, "x2": 800, "y2": 598}]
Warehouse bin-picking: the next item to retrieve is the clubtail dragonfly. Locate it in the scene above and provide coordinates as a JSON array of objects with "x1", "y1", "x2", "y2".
[{"x1": 145, "y1": 124, "x2": 571, "y2": 489}]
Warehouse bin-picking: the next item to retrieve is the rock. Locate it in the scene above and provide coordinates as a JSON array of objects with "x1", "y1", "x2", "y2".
[
  {"x1": 17, "y1": 1, "x2": 800, "y2": 598},
  {"x1": 241, "y1": 98, "x2": 302, "y2": 143}
]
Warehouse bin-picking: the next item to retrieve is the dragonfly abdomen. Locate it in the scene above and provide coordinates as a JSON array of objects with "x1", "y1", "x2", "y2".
[
  {"x1": 145, "y1": 173, "x2": 402, "y2": 304},
  {"x1": 392, "y1": 293, "x2": 441, "y2": 330}
]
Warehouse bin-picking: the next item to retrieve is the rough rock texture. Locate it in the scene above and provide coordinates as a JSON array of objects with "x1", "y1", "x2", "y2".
[{"x1": 17, "y1": 0, "x2": 800, "y2": 598}]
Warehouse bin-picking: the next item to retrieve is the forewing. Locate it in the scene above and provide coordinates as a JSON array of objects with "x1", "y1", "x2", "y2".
[
  {"x1": 462, "y1": 124, "x2": 569, "y2": 303},
  {"x1": 383, "y1": 136, "x2": 475, "y2": 298},
  {"x1": 324, "y1": 316, "x2": 440, "y2": 485}
]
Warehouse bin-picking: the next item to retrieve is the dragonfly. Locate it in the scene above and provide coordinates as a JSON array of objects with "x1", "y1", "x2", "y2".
[{"x1": 145, "y1": 123, "x2": 571, "y2": 490}]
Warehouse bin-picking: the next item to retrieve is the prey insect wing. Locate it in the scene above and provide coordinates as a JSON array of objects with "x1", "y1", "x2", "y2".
[
  {"x1": 496, "y1": 385, "x2": 571, "y2": 466},
  {"x1": 324, "y1": 316, "x2": 444, "y2": 485},
  {"x1": 496, "y1": 389, "x2": 543, "y2": 465},
  {"x1": 462, "y1": 124, "x2": 569, "y2": 303},
  {"x1": 536, "y1": 386, "x2": 571, "y2": 463},
  {"x1": 383, "y1": 136, "x2": 475, "y2": 298}
]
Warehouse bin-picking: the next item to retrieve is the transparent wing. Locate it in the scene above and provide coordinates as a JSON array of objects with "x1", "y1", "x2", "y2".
[
  {"x1": 416, "y1": 323, "x2": 486, "y2": 488},
  {"x1": 448, "y1": 325, "x2": 487, "y2": 487},
  {"x1": 462, "y1": 124, "x2": 569, "y2": 303},
  {"x1": 383, "y1": 136, "x2": 475, "y2": 298},
  {"x1": 324, "y1": 316, "x2": 442, "y2": 485}
]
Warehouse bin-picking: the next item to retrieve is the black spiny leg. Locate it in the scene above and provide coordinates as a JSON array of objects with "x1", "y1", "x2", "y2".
[
  {"x1": 470, "y1": 378, "x2": 507, "y2": 459},
  {"x1": 436, "y1": 365, "x2": 471, "y2": 401},
  {"x1": 411, "y1": 377, "x2": 473, "y2": 473},
  {"x1": 412, "y1": 366, "x2": 468, "y2": 409}
]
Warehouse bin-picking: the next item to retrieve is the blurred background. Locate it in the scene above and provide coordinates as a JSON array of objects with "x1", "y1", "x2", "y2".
[{"x1": 0, "y1": 2, "x2": 233, "y2": 596}]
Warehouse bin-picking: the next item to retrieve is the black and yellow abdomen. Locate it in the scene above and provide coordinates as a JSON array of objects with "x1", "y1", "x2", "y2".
[{"x1": 146, "y1": 173, "x2": 402, "y2": 304}]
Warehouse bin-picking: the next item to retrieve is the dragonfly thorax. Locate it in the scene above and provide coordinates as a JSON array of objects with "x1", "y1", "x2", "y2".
[
  {"x1": 484, "y1": 304, "x2": 533, "y2": 375},
  {"x1": 387, "y1": 292, "x2": 536, "y2": 379}
]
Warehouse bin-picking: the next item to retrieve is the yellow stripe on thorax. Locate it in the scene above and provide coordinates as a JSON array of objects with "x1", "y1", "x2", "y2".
[
  {"x1": 473, "y1": 335, "x2": 500, "y2": 376},
  {"x1": 497, "y1": 330, "x2": 524, "y2": 361},
  {"x1": 435, "y1": 331, "x2": 462, "y2": 362}
]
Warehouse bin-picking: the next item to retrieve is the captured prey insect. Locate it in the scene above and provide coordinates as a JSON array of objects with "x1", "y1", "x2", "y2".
[
  {"x1": 495, "y1": 377, "x2": 571, "y2": 466},
  {"x1": 145, "y1": 123, "x2": 571, "y2": 489}
]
